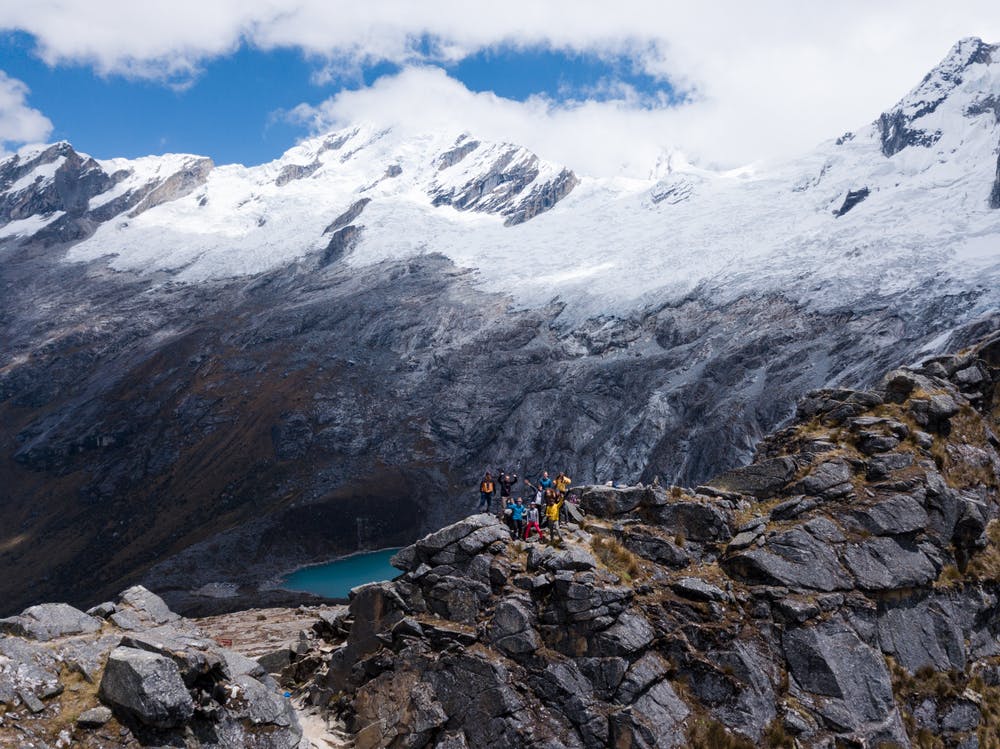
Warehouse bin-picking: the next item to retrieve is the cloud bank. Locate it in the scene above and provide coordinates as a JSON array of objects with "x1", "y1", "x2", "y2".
[
  {"x1": 0, "y1": 72, "x2": 52, "y2": 155},
  {"x1": 3, "y1": 2, "x2": 1000, "y2": 171}
]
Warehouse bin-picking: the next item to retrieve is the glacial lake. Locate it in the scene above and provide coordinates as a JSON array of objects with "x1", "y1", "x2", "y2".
[{"x1": 282, "y1": 548, "x2": 402, "y2": 599}]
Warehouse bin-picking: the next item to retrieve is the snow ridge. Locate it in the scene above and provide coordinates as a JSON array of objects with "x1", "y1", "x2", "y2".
[{"x1": 0, "y1": 40, "x2": 999, "y2": 323}]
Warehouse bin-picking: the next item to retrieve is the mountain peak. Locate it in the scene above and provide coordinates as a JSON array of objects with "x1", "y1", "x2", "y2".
[{"x1": 874, "y1": 37, "x2": 1000, "y2": 157}]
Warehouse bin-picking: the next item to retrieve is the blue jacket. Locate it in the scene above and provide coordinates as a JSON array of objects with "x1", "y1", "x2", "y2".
[{"x1": 511, "y1": 504, "x2": 526, "y2": 521}]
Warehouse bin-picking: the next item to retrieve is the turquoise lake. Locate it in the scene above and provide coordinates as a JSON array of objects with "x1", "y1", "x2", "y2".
[{"x1": 282, "y1": 548, "x2": 402, "y2": 599}]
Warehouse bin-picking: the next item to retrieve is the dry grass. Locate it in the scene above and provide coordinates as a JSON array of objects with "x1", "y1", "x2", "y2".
[
  {"x1": 966, "y1": 521, "x2": 1000, "y2": 582},
  {"x1": 590, "y1": 536, "x2": 640, "y2": 581}
]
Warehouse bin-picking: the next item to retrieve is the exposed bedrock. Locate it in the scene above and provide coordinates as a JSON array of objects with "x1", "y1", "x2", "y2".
[
  {"x1": 268, "y1": 332, "x2": 1000, "y2": 748},
  {"x1": 0, "y1": 233, "x2": 996, "y2": 613}
]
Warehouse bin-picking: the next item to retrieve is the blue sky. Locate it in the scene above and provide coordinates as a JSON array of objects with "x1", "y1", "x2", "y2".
[
  {"x1": 0, "y1": 30, "x2": 672, "y2": 166},
  {"x1": 0, "y1": 3, "x2": 997, "y2": 175}
]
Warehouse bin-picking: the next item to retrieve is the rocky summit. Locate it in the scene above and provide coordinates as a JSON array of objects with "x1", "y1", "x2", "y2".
[{"x1": 7, "y1": 331, "x2": 998, "y2": 747}]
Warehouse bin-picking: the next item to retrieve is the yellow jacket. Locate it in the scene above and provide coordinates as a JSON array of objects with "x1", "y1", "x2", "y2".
[
  {"x1": 554, "y1": 475, "x2": 571, "y2": 493},
  {"x1": 545, "y1": 500, "x2": 563, "y2": 521}
]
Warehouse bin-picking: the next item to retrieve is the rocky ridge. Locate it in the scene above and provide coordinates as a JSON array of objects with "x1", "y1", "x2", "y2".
[
  {"x1": 257, "y1": 332, "x2": 1000, "y2": 748},
  {"x1": 4, "y1": 333, "x2": 1000, "y2": 747},
  {"x1": 0, "y1": 585, "x2": 308, "y2": 748}
]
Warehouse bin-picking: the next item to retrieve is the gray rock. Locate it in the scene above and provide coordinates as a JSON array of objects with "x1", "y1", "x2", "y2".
[
  {"x1": 578, "y1": 657, "x2": 629, "y2": 701},
  {"x1": 609, "y1": 679, "x2": 689, "y2": 748},
  {"x1": 117, "y1": 586, "x2": 178, "y2": 626},
  {"x1": 109, "y1": 610, "x2": 144, "y2": 631},
  {"x1": 219, "y1": 648, "x2": 266, "y2": 679},
  {"x1": 794, "y1": 460, "x2": 853, "y2": 497},
  {"x1": 878, "y1": 597, "x2": 966, "y2": 673},
  {"x1": 19, "y1": 688, "x2": 46, "y2": 713},
  {"x1": 841, "y1": 537, "x2": 938, "y2": 591},
  {"x1": 866, "y1": 451, "x2": 914, "y2": 480},
  {"x1": 783, "y1": 619, "x2": 897, "y2": 732},
  {"x1": 0, "y1": 603, "x2": 101, "y2": 641},
  {"x1": 257, "y1": 646, "x2": 294, "y2": 675},
  {"x1": 592, "y1": 612, "x2": 655, "y2": 656},
  {"x1": 86, "y1": 602, "x2": 116, "y2": 619},
  {"x1": 724, "y1": 527, "x2": 852, "y2": 591},
  {"x1": 773, "y1": 596, "x2": 821, "y2": 624},
  {"x1": 230, "y1": 674, "x2": 296, "y2": 727},
  {"x1": 527, "y1": 544, "x2": 597, "y2": 572},
  {"x1": 670, "y1": 577, "x2": 729, "y2": 602},
  {"x1": 620, "y1": 528, "x2": 690, "y2": 568},
  {"x1": 390, "y1": 544, "x2": 418, "y2": 572},
  {"x1": 486, "y1": 599, "x2": 540, "y2": 656},
  {"x1": 728, "y1": 528, "x2": 763, "y2": 551},
  {"x1": 941, "y1": 700, "x2": 981, "y2": 732},
  {"x1": 704, "y1": 456, "x2": 798, "y2": 498},
  {"x1": 615, "y1": 651, "x2": 670, "y2": 704},
  {"x1": 848, "y1": 492, "x2": 929, "y2": 535},
  {"x1": 648, "y1": 500, "x2": 732, "y2": 542},
  {"x1": 578, "y1": 485, "x2": 648, "y2": 516},
  {"x1": 416, "y1": 514, "x2": 502, "y2": 558},
  {"x1": 98, "y1": 646, "x2": 195, "y2": 728},
  {"x1": 76, "y1": 705, "x2": 113, "y2": 727}
]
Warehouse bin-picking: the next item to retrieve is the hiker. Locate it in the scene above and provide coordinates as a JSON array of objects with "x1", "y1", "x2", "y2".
[
  {"x1": 510, "y1": 497, "x2": 527, "y2": 538},
  {"x1": 538, "y1": 471, "x2": 555, "y2": 491},
  {"x1": 497, "y1": 470, "x2": 518, "y2": 501},
  {"x1": 554, "y1": 471, "x2": 572, "y2": 495},
  {"x1": 523, "y1": 477, "x2": 545, "y2": 507},
  {"x1": 479, "y1": 472, "x2": 495, "y2": 513},
  {"x1": 525, "y1": 503, "x2": 545, "y2": 541},
  {"x1": 545, "y1": 495, "x2": 564, "y2": 540},
  {"x1": 501, "y1": 496, "x2": 515, "y2": 530}
]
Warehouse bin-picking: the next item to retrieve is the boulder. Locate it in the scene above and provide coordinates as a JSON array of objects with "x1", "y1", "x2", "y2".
[
  {"x1": 609, "y1": 679, "x2": 689, "y2": 748},
  {"x1": 793, "y1": 460, "x2": 853, "y2": 498},
  {"x1": 783, "y1": 619, "x2": 899, "y2": 733},
  {"x1": 620, "y1": 528, "x2": 690, "y2": 568},
  {"x1": 615, "y1": 651, "x2": 671, "y2": 704},
  {"x1": 848, "y1": 492, "x2": 928, "y2": 536},
  {"x1": 841, "y1": 537, "x2": 939, "y2": 591},
  {"x1": 578, "y1": 485, "x2": 648, "y2": 516},
  {"x1": 116, "y1": 586, "x2": 179, "y2": 626},
  {"x1": 703, "y1": 456, "x2": 797, "y2": 499},
  {"x1": 76, "y1": 705, "x2": 113, "y2": 728},
  {"x1": 486, "y1": 599, "x2": 540, "y2": 656},
  {"x1": 877, "y1": 597, "x2": 965, "y2": 673},
  {"x1": 647, "y1": 500, "x2": 732, "y2": 542},
  {"x1": 670, "y1": 577, "x2": 729, "y2": 603},
  {"x1": 724, "y1": 527, "x2": 852, "y2": 591},
  {"x1": 591, "y1": 612, "x2": 655, "y2": 657},
  {"x1": 0, "y1": 603, "x2": 101, "y2": 641},
  {"x1": 98, "y1": 646, "x2": 195, "y2": 728},
  {"x1": 527, "y1": 544, "x2": 598, "y2": 572}
]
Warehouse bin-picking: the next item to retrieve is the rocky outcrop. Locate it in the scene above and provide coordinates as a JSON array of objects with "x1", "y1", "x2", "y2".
[
  {"x1": 242, "y1": 332, "x2": 1000, "y2": 748},
  {"x1": 429, "y1": 144, "x2": 578, "y2": 225},
  {"x1": 991, "y1": 149, "x2": 1000, "y2": 208},
  {"x1": 0, "y1": 586, "x2": 302, "y2": 748},
  {"x1": 833, "y1": 186, "x2": 870, "y2": 216}
]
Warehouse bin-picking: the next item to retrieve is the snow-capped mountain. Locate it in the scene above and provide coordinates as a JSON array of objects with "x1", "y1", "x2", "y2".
[{"x1": 1, "y1": 38, "x2": 999, "y2": 613}]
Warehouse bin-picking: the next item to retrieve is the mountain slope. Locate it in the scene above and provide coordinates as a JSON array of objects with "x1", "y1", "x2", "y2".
[{"x1": 1, "y1": 38, "x2": 999, "y2": 614}]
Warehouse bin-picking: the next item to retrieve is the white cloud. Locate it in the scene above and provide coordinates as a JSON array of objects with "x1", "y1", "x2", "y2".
[
  {"x1": 0, "y1": 71, "x2": 52, "y2": 154},
  {"x1": 3, "y1": 2, "x2": 1000, "y2": 169}
]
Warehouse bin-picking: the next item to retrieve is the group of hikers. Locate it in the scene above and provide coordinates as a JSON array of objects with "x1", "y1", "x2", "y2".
[{"x1": 478, "y1": 469, "x2": 575, "y2": 542}]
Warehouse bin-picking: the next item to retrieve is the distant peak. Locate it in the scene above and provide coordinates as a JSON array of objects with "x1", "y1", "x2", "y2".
[{"x1": 874, "y1": 36, "x2": 1000, "y2": 157}]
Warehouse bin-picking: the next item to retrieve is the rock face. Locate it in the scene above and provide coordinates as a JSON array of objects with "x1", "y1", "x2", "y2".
[
  {"x1": 0, "y1": 585, "x2": 302, "y2": 748},
  {"x1": 244, "y1": 332, "x2": 1000, "y2": 749}
]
